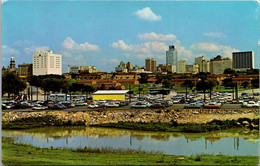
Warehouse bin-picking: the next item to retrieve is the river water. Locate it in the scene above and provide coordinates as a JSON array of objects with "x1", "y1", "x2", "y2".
[{"x1": 2, "y1": 127, "x2": 259, "y2": 156}]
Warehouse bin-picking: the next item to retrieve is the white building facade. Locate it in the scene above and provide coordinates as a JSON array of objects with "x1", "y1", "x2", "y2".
[{"x1": 33, "y1": 50, "x2": 62, "y2": 76}]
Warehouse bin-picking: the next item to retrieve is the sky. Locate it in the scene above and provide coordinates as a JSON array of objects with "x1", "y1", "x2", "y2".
[{"x1": 2, "y1": 0, "x2": 259, "y2": 73}]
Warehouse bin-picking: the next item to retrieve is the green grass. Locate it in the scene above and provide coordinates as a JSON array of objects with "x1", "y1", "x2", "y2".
[{"x1": 2, "y1": 137, "x2": 259, "y2": 165}]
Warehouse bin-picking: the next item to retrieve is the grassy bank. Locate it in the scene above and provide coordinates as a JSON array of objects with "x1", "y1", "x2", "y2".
[
  {"x1": 2, "y1": 115, "x2": 85, "y2": 129},
  {"x1": 92, "y1": 118, "x2": 259, "y2": 133},
  {"x1": 3, "y1": 114, "x2": 259, "y2": 132},
  {"x1": 2, "y1": 137, "x2": 259, "y2": 165}
]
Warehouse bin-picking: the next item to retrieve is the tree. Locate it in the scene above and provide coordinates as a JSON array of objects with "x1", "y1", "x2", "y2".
[
  {"x1": 207, "y1": 79, "x2": 217, "y2": 100},
  {"x1": 162, "y1": 79, "x2": 173, "y2": 89},
  {"x1": 27, "y1": 76, "x2": 43, "y2": 100},
  {"x1": 82, "y1": 85, "x2": 95, "y2": 97},
  {"x1": 138, "y1": 73, "x2": 149, "y2": 84},
  {"x1": 224, "y1": 68, "x2": 235, "y2": 74},
  {"x1": 241, "y1": 81, "x2": 249, "y2": 89},
  {"x1": 182, "y1": 80, "x2": 194, "y2": 90},
  {"x1": 246, "y1": 69, "x2": 259, "y2": 75},
  {"x1": 196, "y1": 72, "x2": 208, "y2": 81},
  {"x1": 222, "y1": 78, "x2": 235, "y2": 88},
  {"x1": 60, "y1": 79, "x2": 70, "y2": 101},
  {"x1": 196, "y1": 80, "x2": 208, "y2": 101},
  {"x1": 155, "y1": 75, "x2": 164, "y2": 84},
  {"x1": 181, "y1": 80, "x2": 194, "y2": 102},
  {"x1": 2, "y1": 72, "x2": 27, "y2": 99},
  {"x1": 251, "y1": 79, "x2": 259, "y2": 89}
]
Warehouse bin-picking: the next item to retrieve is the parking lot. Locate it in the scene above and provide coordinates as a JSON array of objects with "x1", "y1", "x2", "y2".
[{"x1": 2, "y1": 88, "x2": 259, "y2": 112}]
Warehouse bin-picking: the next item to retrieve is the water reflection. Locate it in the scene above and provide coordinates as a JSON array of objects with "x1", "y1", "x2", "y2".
[{"x1": 2, "y1": 127, "x2": 259, "y2": 156}]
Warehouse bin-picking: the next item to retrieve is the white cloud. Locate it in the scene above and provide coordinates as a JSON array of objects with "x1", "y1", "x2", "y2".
[
  {"x1": 138, "y1": 32, "x2": 176, "y2": 41},
  {"x1": 190, "y1": 43, "x2": 221, "y2": 52},
  {"x1": 203, "y1": 32, "x2": 227, "y2": 38},
  {"x1": 62, "y1": 37, "x2": 99, "y2": 51},
  {"x1": 13, "y1": 40, "x2": 34, "y2": 48},
  {"x1": 134, "y1": 7, "x2": 162, "y2": 21},
  {"x1": 110, "y1": 40, "x2": 133, "y2": 51},
  {"x1": 24, "y1": 46, "x2": 50, "y2": 55},
  {"x1": 190, "y1": 42, "x2": 239, "y2": 58},
  {"x1": 2, "y1": 45, "x2": 20, "y2": 56},
  {"x1": 111, "y1": 40, "x2": 168, "y2": 54}
]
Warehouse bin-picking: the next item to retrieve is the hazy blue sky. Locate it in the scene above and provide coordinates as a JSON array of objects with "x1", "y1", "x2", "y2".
[{"x1": 2, "y1": 0, "x2": 259, "y2": 72}]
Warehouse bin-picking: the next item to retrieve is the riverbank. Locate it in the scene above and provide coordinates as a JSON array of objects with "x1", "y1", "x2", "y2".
[
  {"x1": 2, "y1": 109, "x2": 259, "y2": 132},
  {"x1": 92, "y1": 118, "x2": 259, "y2": 133},
  {"x1": 2, "y1": 137, "x2": 259, "y2": 165}
]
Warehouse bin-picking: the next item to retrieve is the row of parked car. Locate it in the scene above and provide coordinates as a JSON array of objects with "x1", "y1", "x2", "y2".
[
  {"x1": 2, "y1": 100, "x2": 89, "y2": 110},
  {"x1": 87, "y1": 100, "x2": 129, "y2": 109}
]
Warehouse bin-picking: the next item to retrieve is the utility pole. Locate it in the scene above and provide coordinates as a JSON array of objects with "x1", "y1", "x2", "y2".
[
  {"x1": 235, "y1": 82, "x2": 238, "y2": 100},
  {"x1": 129, "y1": 84, "x2": 131, "y2": 103}
]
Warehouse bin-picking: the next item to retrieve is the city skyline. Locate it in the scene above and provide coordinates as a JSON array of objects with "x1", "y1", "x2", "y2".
[{"x1": 2, "y1": 1, "x2": 259, "y2": 72}]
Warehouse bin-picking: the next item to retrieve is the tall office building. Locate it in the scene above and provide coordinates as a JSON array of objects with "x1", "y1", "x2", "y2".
[
  {"x1": 195, "y1": 55, "x2": 206, "y2": 72},
  {"x1": 177, "y1": 60, "x2": 187, "y2": 73},
  {"x1": 201, "y1": 60, "x2": 210, "y2": 73},
  {"x1": 166, "y1": 45, "x2": 178, "y2": 68},
  {"x1": 210, "y1": 55, "x2": 232, "y2": 75},
  {"x1": 145, "y1": 58, "x2": 156, "y2": 72},
  {"x1": 232, "y1": 51, "x2": 254, "y2": 70},
  {"x1": 32, "y1": 50, "x2": 62, "y2": 76},
  {"x1": 18, "y1": 63, "x2": 33, "y2": 77}
]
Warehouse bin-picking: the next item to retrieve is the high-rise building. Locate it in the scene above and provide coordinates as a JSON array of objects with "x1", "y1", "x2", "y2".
[
  {"x1": 232, "y1": 51, "x2": 254, "y2": 70},
  {"x1": 145, "y1": 58, "x2": 156, "y2": 72},
  {"x1": 166, "y1": 45, "x2": 178, "y2": 69},
  {"x1": 32, "y1": 50, "x2": 62, "y2": 76},
  {"x1": 210, "y1": 55, "x2": 232, "y2": 75},
  {"x1": 186, "y1": 64, "x2": 199, "y2": 74},
  {"x1": 201, "y1": 60, "x2": 210, "y2": 73},
  {"x1": 126, "y1": 62, "x2": 133, "y2": 72},
  {"x1": 195, "y1": 55, "x2": 206, "y2": 72},
  {"x1": 177, "y1": 60, "x2": 187, "y2": 73},
  {"x1": 18, "y1": 63, "x2": 32, "y2": 77}
]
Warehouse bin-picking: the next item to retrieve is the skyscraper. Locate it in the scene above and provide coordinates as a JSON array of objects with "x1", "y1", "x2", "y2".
[
  {"x1": 177, "y1": 60, "x2": 187, "y2": 73},
  {"x1": 232, "y1": 51, "x2": 254, "y2": 70},
  {"x1": 195, "y1": 55, "x2": 206, "y2": 72},
  {"x1": 145, "y1": 58, "x2": 156, "y2": 72},
  {"x1": 166, "y1": 45, "x2": 177, "y2": 70},
  {"x1": 32, "y1": 50, "x2": 62, "y2": 76}
]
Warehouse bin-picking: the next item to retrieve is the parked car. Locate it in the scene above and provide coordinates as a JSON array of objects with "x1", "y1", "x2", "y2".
[
  {"x1": 184, "y1": 103, "x2": 202, "y2": 109},
  {"x1": 106, "y1": 103, "x2": 120, "y2": 108},
  {"x1": 150, "y1": 103, "x2": 165, "y2": 109},
  {"x1": 32, "y1": 105, "x2": 48, "y2": 110},
  {"x1": 242, "y1": 101, "x2": 259, "y2": 108},
  {"x1": 49, "y1": 104, "x2": 66, "y2": 110},
  {"x1": 231, "y1": 100, "x2": 238, "y2": 104},
  {"x1": 73, "y1": 102, "x2": 88, "y2": 106},
  {"x1": 131, "y1": 102, "x2": 147, "y2": 108},
  {"x1": 204, "y1": 102, "x2": 221, "y2": 109},
  {"x1": 88, "y1": 103, "x2": 99, "y2": 108}
]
